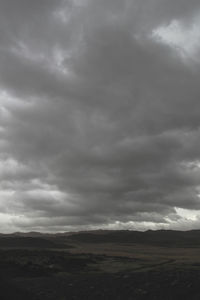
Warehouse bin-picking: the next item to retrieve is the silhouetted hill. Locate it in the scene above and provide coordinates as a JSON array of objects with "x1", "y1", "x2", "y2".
[
  {"x1": 67, "y1": 229, "x2": 200, "y2": 247},
  {"x1": 0, "y1": 236, "x2": 62, "y2": 248},
  {"x1": 1, "y1": 230, "x2": 200, "y2": 248}
]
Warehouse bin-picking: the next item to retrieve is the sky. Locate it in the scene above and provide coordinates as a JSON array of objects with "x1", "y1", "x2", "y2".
[{"x1": 0, "y1": 0, "x2": 200, "y2": 233}]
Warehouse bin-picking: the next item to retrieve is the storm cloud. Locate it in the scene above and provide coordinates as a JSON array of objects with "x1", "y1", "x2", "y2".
[{"x1": 0, "y1": 0, "x2": 200, "y2": 232}]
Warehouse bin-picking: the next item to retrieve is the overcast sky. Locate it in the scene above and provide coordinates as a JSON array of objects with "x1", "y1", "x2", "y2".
[{"x1": 1, "y1": 0, "x2": 200, "y2": 232}]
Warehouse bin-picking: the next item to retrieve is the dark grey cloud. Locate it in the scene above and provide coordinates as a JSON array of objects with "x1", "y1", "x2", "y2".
[{"x1": 0, "y1": 0, "x2": 200, "y2": 232}]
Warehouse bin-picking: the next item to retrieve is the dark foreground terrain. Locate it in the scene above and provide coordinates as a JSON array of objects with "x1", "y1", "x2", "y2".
[{"x1": 1, "y1": 230, "x2": 200, "y2": 299}]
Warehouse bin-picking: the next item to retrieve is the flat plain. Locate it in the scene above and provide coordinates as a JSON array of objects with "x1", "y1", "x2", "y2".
[{"x1": 1, "y1": 230, "x2": 200, "y2": 299}]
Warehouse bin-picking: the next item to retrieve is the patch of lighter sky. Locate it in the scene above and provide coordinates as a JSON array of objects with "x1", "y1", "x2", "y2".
[
  {"x1": 53, "y1": 47, "x2": 71, "y2": 75},
  {"x1": 0, "y1": 190, "x2": 15, "y2": 199},
  {"x1": 175, "y1": 207, "x2": 200, "y2": 221},
  {"x1": 0, "y1": 213, "x2": 21, "y2": 233},
  {"x1": 25, "y1": 189, "x2": 67, "y2": 202},
  {"x1": 102, "y1": 220, "x2": 168, "y2": 231},
  {"x1": 182, "y1": 160, "x2": 200, "y2": 169},
  {"x1": 12, "y1": 40, "x2": 71, "y2": 76},
  {"x1": 0, "y1": 91, "x2": 10, "y2": 118},
  {"x1": 54, "y1": 6, "x2": 71, "y2": 24},
  {"x1": 151, "y1": 18, "x2": 200, "y2": 59},
  {"x1": 174, "y1": 161, "x2": 200, "y2": 221},
  {"x1": 0, "y1": 158, "x2": 27, "y2": 174}
]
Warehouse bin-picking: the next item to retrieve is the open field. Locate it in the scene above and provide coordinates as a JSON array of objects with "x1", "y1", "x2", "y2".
[{"x1": 1, "y1": 230, "x2": 200, "y2": 299}]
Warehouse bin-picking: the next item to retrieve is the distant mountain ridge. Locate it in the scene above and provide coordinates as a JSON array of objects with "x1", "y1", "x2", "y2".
[
  {"x1": 1, "y1": 229, "x2": 200, "y2": 248},
  {"x1": 66, "y1": 229, "x2": 200, "y2": 247}
]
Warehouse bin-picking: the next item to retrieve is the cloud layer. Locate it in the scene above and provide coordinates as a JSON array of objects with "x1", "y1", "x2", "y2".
[{"x1": 0, "y1": 0, "x2": 200, "y2": 232}]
